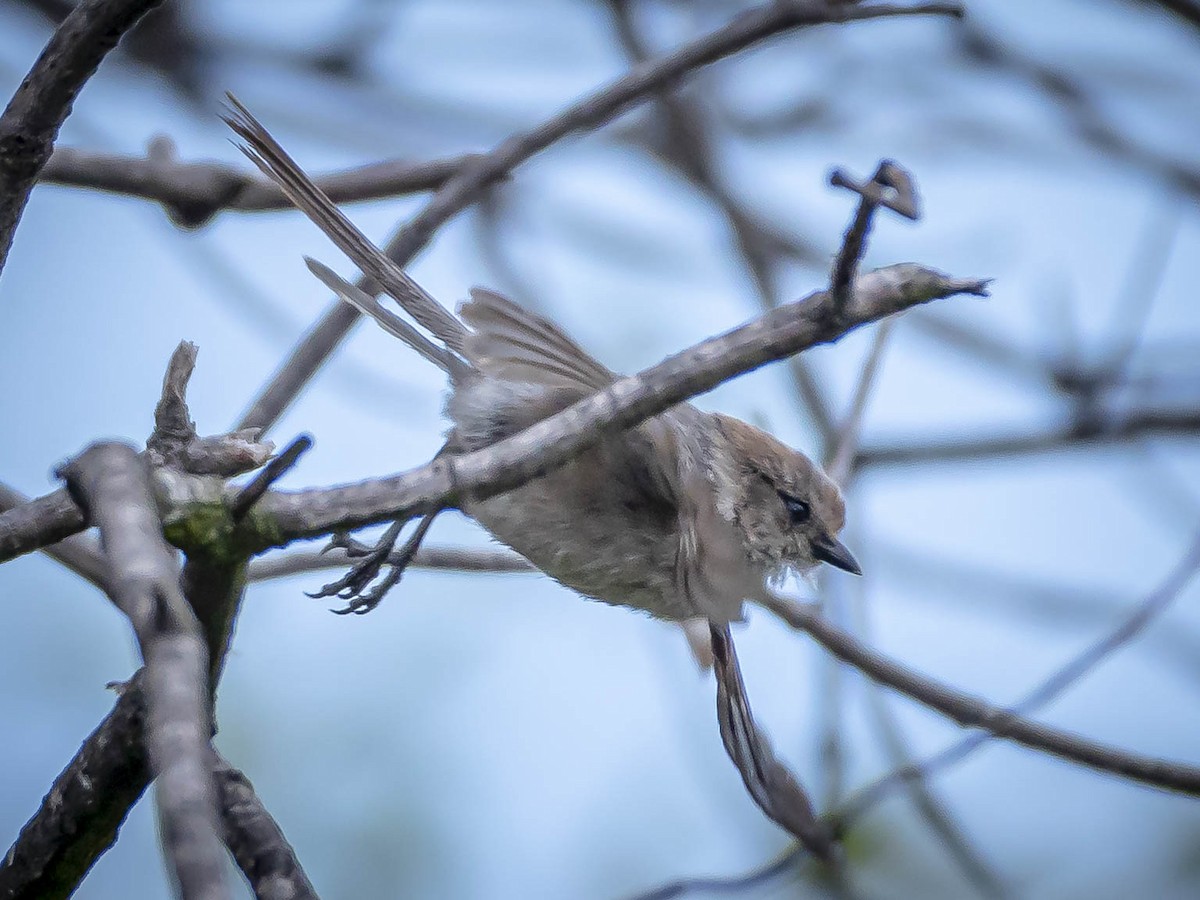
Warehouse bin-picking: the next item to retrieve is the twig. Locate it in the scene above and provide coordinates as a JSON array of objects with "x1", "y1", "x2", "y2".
[
  {"x1": 848, "y1": 578, "x2": 1006, "y2": 898},
  {"x1": 623, "y1": 844, "x2": 804, "y2": 900},
  {"x1": 1095, "y1": 200, "x2": 1182, "y2": 378},
  {"x1": 605, "y1": 0, "x2": 836, "y2": 445},
  {"x1": 233, "y1": 0, "x2": 966, "y2": 434},
  {"x1": 230, "y1": 435, "x2": 313, "y2": 522},
  {"x1": 827, "y1": 323, "x2": 894, "y2": 485},
  {"x1": 38, "y1": 143, "x2": 474, "y2": 228},
  {"x1": 756, "y1": 592, "x2": 1200, "y2": 798},
  {"x1": 57, "y1": 443, "x2": 227, "y2": 900},
  {"x1": 812, "y1": 321, "x2": 894, "y2": 817},
  {"x1": 212, "y1": 752, "x2": 320, "y2": 900},
  {"x1": 0, "y1": 0, "x2": 165, "y2": 274},
  {"x1": 832, "y1": 528, "x2": 1200, "y2": 829},
  {"x1": 146, "y1": 344, "x2": 275, "y2": 478},
  {"x1": 829, "y1": 162, "x2": 920, "y2": 313}
]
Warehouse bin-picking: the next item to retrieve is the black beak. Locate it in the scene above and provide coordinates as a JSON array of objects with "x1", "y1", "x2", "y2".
[{"x1": 812, "y1": 534, "x2": 863, "y2": 576}]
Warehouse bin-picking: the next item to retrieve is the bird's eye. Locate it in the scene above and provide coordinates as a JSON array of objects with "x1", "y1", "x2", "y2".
[{"x1": 778, "y1": 491, "x2": 811, "y2": 525}]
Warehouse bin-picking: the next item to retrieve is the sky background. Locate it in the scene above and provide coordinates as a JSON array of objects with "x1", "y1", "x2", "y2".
[{"x1": 2, "y1": 1, "x2": 1200, "y2": 897}]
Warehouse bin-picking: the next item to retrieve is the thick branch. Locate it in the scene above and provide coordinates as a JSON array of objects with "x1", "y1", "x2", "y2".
[
  {"x1": 58, "y1": 443, "x2": 227, "y2": 900},
  {"x1": 235, "y1": 0, "x2": 964, "y2": 433},
  {"x1": 0, "y1": 0, "x2": 165, "y2": 273},
  {"x1": 1, "y1": 354, "x2": 256, "y2": 899},
  {"x1": 212, "y1": 753, "x2": 319, "y2": 900},
  {"x1": 0, "y1": 679, "x2": 149, "y2": 900}
]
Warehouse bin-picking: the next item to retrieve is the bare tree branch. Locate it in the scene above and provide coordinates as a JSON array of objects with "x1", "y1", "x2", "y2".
[
  {"x1": 212, "y1": 752, "x2": 319, "y2": 900},
  {"x1": 855, "y1": 407, "x2": 1200, "y2": 468},
  {"x1": 756, "y1": 592, "x2": 1200, "y2": 798},
  {"x1": 0, "y1": 482, "x2": 105, "y2": 589},
  {"x1": 605, "y1": 0, "x2": 836, "y2": 445},
  {"x1": 0, "y1": 264, "x2": 984, "y2": 567},
  {"x1": 233, "y1": 0, "x2": 966, "y2": 434},
  {"x1": 255, "y1": 265, "x2": 987, "y2": 546},
  {"x1": 38, "y1": 143, "x2": 475, "y2": 228},
  {"x1": 57, "y1": 443, "x2": 228, "y2": 900},
  {"x1": 0, "y1": 486, "x2": 87, "y2": 567},
  {"x1": 0, "y1": 0, "x2": 165, "y2": 274},
  {"x1": 828, "y1": 161, "x2": 919, "y2": 313},
  {"x1": 833, "y1": 528, "x2": 1200, "y2": 830},
  {"x1": 1, "y1": 348, "x2": 257, "y2": 898},
  {"x1": 0, "y1": 676, "x2": 149, "y2": 900},
  {"x1": 848, "y1": 580, "x2": 1006, "y2": 899},
  {"x1": 248, "y1": 544, "x2": 533, "y2": 581}
]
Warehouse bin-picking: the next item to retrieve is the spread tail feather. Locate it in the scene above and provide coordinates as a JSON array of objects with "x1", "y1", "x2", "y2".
[
  {"x1": 305, "y1": 258, "x2": 467, "y2": 377},
  {"x1": 223, "y1": 93, "x2": 466, "y2": 353}
]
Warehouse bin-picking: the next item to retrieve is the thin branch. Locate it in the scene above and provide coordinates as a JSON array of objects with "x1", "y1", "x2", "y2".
[
  {"x1": 6, "y1": 265, "x2": 983, "y2": 568},
  {"x1": 812, "y1": 321, "x2": 893, "y2": 817},
  {"x1": 623, "y1": 845, "x2": 804, "y2": 900},
  {"x1": 233, "y1": 0, "x2": 965, "y2": 434},
  {"x1": 954, "y1": 18, "x2": 1200, "y2": 201},
  {"x1": 0, "y1": 0, "x2": 165, "y2": 274},
  {"x1": 254, "y1": 265, "x2": 988, "y2": 548},
  {"x1": 833, "y1": 528, "x2": 1200, "y2": 830},
  {"x1": 1095, "y1": 200, "x2": 1182, "y2": 378},
  {"x1": 248, "y1": 544, "x2": 533, "y2": 581},
  {"x1": 212, "y1": 752, "x2": 320, "y2": 900},
  {"x1": 605, "y1": 0, "x2": 836, "y2": 445},
  {"x1": 826, "y1": 321, "x2": 894, "y2": 484},
  {"x1": 828, "y1": 161, "x2": 919, "y2": 313},
  {"x1": 57, "y1": 443, "x2": 228, "y2": 900},
  {"x1": 849, "y1": 579, "x2": 1006, "y2": 898},
  {"x1": 756, "y1": 592, "x2": 1200, "y2": 798},
  {"x1": 38, "y1": 143, "x2": 474, "y2": 228},
  {"x1": 230, "y1": 435, "x2": 313, "y2": 522},
  {"x1": 855, "y1": 407, "x2": 1200, "y2": 468}
]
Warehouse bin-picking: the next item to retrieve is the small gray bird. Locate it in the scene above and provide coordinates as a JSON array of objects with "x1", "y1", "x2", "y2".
[{"x1": 228, "y1": 100, "x2": 861, "y2": 629}]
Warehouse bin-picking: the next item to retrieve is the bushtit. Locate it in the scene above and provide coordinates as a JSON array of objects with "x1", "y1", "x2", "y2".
[{"x1": 228, "y1": 102, "x2": 861, "y2": 627}]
